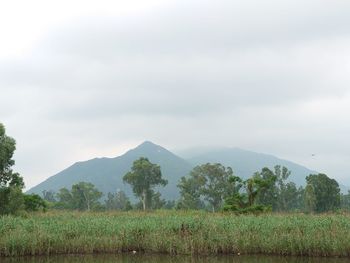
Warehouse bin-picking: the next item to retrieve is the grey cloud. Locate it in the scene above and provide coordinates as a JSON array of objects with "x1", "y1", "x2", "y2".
[{"x1": 1, "y1": 0, "x2": 350, "y2": 188}]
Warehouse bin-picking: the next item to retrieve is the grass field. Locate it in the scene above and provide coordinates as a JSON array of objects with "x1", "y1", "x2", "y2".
[{"x1": 1, "y1": 210, "x2": 350, "y2": 257}]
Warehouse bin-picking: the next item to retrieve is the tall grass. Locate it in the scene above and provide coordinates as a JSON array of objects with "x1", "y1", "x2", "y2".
[{"x1": 1, "y1": 210, "x2": 350, "y2": 257}]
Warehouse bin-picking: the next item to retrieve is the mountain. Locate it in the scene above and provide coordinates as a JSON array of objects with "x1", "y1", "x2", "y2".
[
  {"x1": 28, "y1": 141, "x2": 346, "y2": 200},
  {"x1": 184, "y1": 147, "x2": 316, "y2": 186},
  {"x1": 27, "y1": 141, "x2": 193, "y2": 200}
]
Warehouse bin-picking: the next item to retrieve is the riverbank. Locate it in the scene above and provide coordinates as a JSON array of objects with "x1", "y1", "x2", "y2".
[{"x1": 1, "y1": 211, "x2": 350, "y2": 257}]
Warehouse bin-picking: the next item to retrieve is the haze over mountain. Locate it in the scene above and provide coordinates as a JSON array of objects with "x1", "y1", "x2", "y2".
[
  {"x1": 27, "y1": 141, "x2": 330, "y2": 200},
  {"x1": 183, "y1": 147, "x2": 316, "y2": 186}
]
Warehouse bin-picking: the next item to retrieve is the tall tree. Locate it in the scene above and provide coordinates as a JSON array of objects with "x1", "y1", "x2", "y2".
[
  {"x1": 255, "y1": 167, "x2": 278, "y2": 208},
  {"x1": 304, "y1": 183, "x2": 316, "y2": 213},
  {"x1": 177, "y1": 173, "x2": 205, "y2": 210},
  {"x1": 255, "y1": 165, "x2": 304, "y2": 212},
  {"x1": 148, "y1": 190, "x2": 166, "y2": 209},
  {"x1": 23, "y1": 194, "x2": 47, "y2": 212},
  {"x1": 0, "y1": 123, "x2": 25, "y2": 215},
  {"x1": 305, "y1": 173, "x2": 340, "y2": 212},
  {"x1": 178, "y1": 163, "x2": 234, "y2": 212},
  {"x1": 340, "y1": 191, "x2": 350, "y2": 210},
  {"x1": 42, "y1": 190, "x2": 56, "y2": 202},
  {"x1": 105, "y1": 190, "x2": 132, "y2": 211},
  {"x1": 198, "y1": 163, "x2": 235, "y2": 212},
  {"x1": 224, "y1": 172, "x2": 276, "y2": 213},
  {"x1": 123, "y1": 157, "x2": 167, "y2": 210},
  {"x1": 71, "y1": 182, "x2": 103, "y2": 211},
  {"x1": 55, "y1": 188, "x2": 73, "y2": 209},
  {"x1": 56, "y1": 182, "x2": 102, "y2": 211}
]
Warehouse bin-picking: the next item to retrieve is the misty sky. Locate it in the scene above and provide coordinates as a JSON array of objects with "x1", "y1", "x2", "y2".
[{"x1": 1, "y1": 0, "x2": 350, "y2": 190}]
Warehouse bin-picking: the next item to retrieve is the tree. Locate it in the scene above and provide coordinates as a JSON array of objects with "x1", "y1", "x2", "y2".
[
  {"x1": 305, "y1": 173, "x2": 340, "y2": 212},
  {"x1": 0, "y1": 186, "x2": 24, "y2": 214},
  {"x1": 178, "y1": 163, "x2": 235, "y2": 212},
  {"x1": 71, "y1": 182, "x2": 103, "y2": 211},
  {"x1": 340, "y1": 191, "x2": 350, "y2": 210},
  {"x1": 163, "y1": 200, "x2": 176, "y2": 210},
  {"x1": 197, "y1": 163, "x2": 235, "y2": 212},
  {"x1": 223, "y1": 171, "x2": 276, "y2": 213},
  {"x1": 55, "y1": 187, "x2": 73, "y2": 209},
  {"x1": 0, "y1": 123, "x2": 25, "y2": 215},
  {"x1": 55, "y1": 182, "x2": 102, "y2": 211},
  {"x1": 274, "y1": 166, "x2": 290, "y2": 210},
  {"x1": 254, "y1": 165, "x2": 304, "y2": 212},
  {"x1": 148, "y1": 190, "x2": 166, "y2": 209},
  {"x1": 177, "y1": 174, "x2": 205, "y2": 210},
  {"x1": 255, "y1": 168, "x2": 278, "y2": 208},
  {"x1": 123, "y1": 157, "x2": 167, "y2": 210},
  {"x1": 23, "y1": 194, "x2": 47, "y2": 212},
  {"x1": 282, "y1": 182, "x2": 304, "y2": 211},
  {"x1": 105, "y1": 190, "x2": 132, "y2": 211},
  {"x1": 304, "y1": 183, "x2": 316, "y2": 213},
  {"x1": 42, "y1": 190, "x2": 56, "y2": 202}
]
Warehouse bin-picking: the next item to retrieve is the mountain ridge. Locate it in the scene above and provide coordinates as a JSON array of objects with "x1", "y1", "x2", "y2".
[
  {"x1": 27, "y1": 141, "x2": 193, "y2": 200},
  {"x1": 28, "y1": 141, "x2": 347, "y2": 198}
]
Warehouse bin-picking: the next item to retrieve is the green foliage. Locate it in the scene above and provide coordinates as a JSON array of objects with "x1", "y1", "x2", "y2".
[
  {"x1": 305, "y1": 173, "x2": 340, "y2": 212},
  {"x1": 105, "y1": 190, "x2": 132, "y2": 211},
  {"x1": 42, "y1": 190, "x2": 56, "y2": 202},
  {"x1": 55, "y1": 182, "x2": 102, "y2": 211},
  {"x1": 0, "y1": 186, "x2": 24, "y2": 215},
  {"x1": 178, "y1": 163, "x2": 234, "y2": 212},
  {"x1": 123, "y1": 157, "x2": 168, "y2": 210},
  {"x1": 0, "y1": 123, "x2": 25, "y2": 215},
  {"x1": 304, "y1": 183, "x2": 316, "y2": 213},
  {"x1": 148, "y1": 190, "x2": 166, "y2": 209},
  {"x1": 163, "y1": 200, "x2": 176, "y2": 209},
  {"x1": 255, "y1": 166, "x2": 304, "y2": 212},
  {"x1": 340, "y1": 190, "x2": 350, "y2": 210},
  {"x1": 23, "y1": 194, "x2": 47, "y2": 212},
  {"x1": 3, "y1": 211, "x2": 350, "y2": 257},
  {"x1": 255, "y1": 167, "x2": 278, "y2": 207},
  {"x1": 71, "y1": 182, "x2": 103, "y2": 211},
  {"x1": 223, "y1": 170, "x2": 274, "y2": 213},
  {"x1": 177, "y1": 172, "x2": 205, "y2": 210},
  {"x1": 54, "y1": 188, "x2": 73, "y2": 209}
]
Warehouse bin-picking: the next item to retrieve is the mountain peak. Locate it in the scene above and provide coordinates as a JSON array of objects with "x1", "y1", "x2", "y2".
[
  {"x1": 139, "y1": 140, "x2": 158, "y2": 147},
  {"x1": 124, "y1": 141, "x2": 170, "y2": 157}
]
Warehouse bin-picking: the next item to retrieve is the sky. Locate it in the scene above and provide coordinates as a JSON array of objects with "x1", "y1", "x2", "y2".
[{"x1": 1, "y1": 0, "x2": 350, "y2": 190}]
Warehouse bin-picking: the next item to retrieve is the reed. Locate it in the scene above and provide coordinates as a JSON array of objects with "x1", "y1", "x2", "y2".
[{"x1": 1, "y1": 210, "x2": 350, "y2": 257}]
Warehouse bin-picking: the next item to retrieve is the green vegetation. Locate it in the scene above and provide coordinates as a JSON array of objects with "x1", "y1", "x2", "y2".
[
  {"x1": 123, "y1": 157, "x2": 168, "y2": 211},
  {"x1": 0, "y1": 123, "x2": 25, "y2": 214},
  {"x1": 0, "y1": 122, "x2": 346, "y2": 214},
  {"x1": 27, "y1": 141, "x2": 316, "y2": 202},
  {"x1": 105, "y1": 190, "x2": 133, "y2": 211},
  {"x1": 54, "y1": 182, "x2": 103, "y2": 211},
  {"x1": 0, "y1": 123, "x2": 46, "y2": 215},
  {"x1": 305, "y1": 174, "x2": 340, "y2": 213},
  {"x1": 2, "y1": 211, "x2": 350, "y2": 257},
  {"x1": 2, "y1": 122, "x2": 350, "y2": 258},
  {"x1": 177, "y1": 163, "x2": 234, "y2": 212}
]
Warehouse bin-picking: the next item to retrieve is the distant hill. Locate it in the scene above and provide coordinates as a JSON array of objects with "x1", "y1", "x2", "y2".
[
  {"x1": 27, "y1": 141, "x2": 193, "y2": 200},
  {"x1": 28, "y1": 141, "x2": 347, "y2": 200},
  {"x1": 183, "y1": 147, "x2": 316, "y2": 186}
]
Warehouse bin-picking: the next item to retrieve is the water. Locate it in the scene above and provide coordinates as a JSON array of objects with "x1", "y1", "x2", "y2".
[{"x1": 1, "y1": 254, "x2": 348, "y2": 263}]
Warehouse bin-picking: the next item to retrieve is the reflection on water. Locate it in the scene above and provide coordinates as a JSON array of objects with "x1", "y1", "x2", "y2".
[{"x1": 1, "y1": 254, "x2": 349, "y2": 263}]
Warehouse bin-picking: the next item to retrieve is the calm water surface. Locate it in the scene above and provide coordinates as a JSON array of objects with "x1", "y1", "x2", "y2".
[{"x1": 1, "y1": 254, "x2": 349, "y2": 263}]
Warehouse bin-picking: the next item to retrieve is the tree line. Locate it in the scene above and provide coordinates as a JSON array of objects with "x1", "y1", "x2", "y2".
[
  {"x1": 38, "y1": 159, "x2": 345, "y2": 213},
  {"x1": 0, "y1": 123, "x2": 348, "y2": 215}
]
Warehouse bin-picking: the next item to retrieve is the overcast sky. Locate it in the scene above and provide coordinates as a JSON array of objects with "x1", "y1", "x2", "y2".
[{"x1": 1, "y1": 0, "x2": 350, "y2": 190}]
